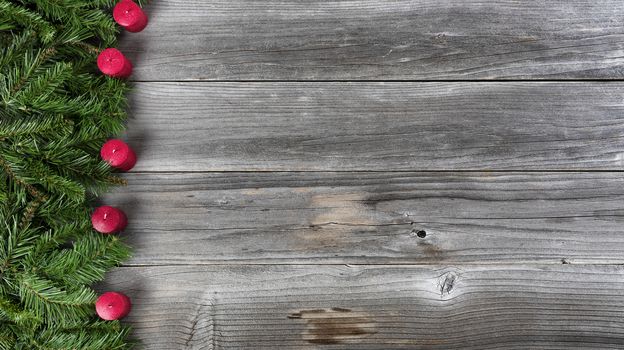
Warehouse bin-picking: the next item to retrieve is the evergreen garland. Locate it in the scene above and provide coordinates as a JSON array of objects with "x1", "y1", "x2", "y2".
[{"x1": 0, "y1": 0, "x2": 144, "y2": 348}]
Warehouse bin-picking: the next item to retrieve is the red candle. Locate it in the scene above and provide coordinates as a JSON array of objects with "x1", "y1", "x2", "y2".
[
  {"x1": 91, "y1": 206, "x2": 128, "y2": 234},
  {"x1": 113, "y1": 0, "x2": 148, "y2": 33},
  {"x1": 97, "y1": 48, "x2": 133, "y2": 78},
  {"x1": 100, "y1": 139, "x2": 137, "y2": 171},
  {"x1": 96, "y1": 292, "x2": 132, "y2": 320}
]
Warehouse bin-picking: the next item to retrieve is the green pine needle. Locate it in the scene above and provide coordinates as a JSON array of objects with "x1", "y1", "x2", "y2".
[{"x1": 0, "y1": 0, "x2": 140, "y2": 348}]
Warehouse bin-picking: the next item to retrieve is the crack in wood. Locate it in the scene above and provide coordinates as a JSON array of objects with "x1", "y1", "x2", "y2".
[{"x1": 184, "y1": 294, "x2": 216, "y2": 349}]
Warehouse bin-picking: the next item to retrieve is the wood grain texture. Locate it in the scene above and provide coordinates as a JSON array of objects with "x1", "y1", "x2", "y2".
[
  {"x1": 102, "y1": 172, "x2": 624, "y2": 265},
  {"x1": 120, "y1": 0, "x2": 624, "y2": 81},
  {"x1": 111, "y1": 2, "x2": 624, "y2": 348},
  {"x1": 126, "y1": 82, "x2": 624, "y2": 171},
  {"x1": 101, "y1": 264, "x2": 624, "y2": 349}
]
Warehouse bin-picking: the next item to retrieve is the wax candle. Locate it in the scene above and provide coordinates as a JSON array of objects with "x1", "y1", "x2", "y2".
[
  {"x1": 100, "y1": 139, "x2": 137, "y2": 171},
  {"x1": 91, "y1": 206, "x2": 128, "y2": 234},
  {"x1": 96, "y1": 292, "x2": 132, "y2": 320},
  {"x1": 97, "y1": 48, "x2": 133, "y2": 78},
  {"x1": 113, "y1": 0, "x2": 148, "y2": 33}
]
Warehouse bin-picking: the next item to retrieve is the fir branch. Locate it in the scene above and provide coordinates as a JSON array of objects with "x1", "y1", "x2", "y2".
[
  {"x1": 0, "y1": 153, "x2": 46, "y2": 201},
  {"x1": 0, "y1": 1, "x2": 56, "y2": 43},
  {"x1": 9, "y1": 46, "x2": 57, "y2": 95},
  {"x1": 0, "y1": 295, "x2": 38, "y2": 326},
  {"x1": 17, "y1": 272, "x2": 96, "y2": 323},
  {"x1": 0, "y1": 114, "x2": 66, "y2": 139},
  {"x1": 0, "y1": 0, "x2": 137, "y2": 347},
  {"x1": 0, "y1": 326, "x2": 16, "y2": 350},
  {"x1": 19, "y1": 196, "x2": 46, "y2": 229},
  {"x1": 42, "y1": 234, "x2": 131, "y2": 286}
]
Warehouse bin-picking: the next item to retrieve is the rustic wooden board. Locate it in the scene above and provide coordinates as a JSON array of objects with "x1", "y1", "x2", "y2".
[
  {"x1": 101, "y1": 264, "x2": 624, "y2": 349},
  {"x1": 126, "y1": 82, "x2": 624, "y2": 171},
  {"x1": 110, "y1": 2, "x2": 624, "y2": 347},
  {"x1": 102, "y1": 171, "x2": 624, "y2": 265},
  {"x1": 120, "y1": 0, "x2": 624, "y2": 81}
]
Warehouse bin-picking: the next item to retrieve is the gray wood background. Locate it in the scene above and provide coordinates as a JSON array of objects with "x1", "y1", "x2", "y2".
[{"x1": 101, "y1": 1, "x2": 624, "y2": 348}]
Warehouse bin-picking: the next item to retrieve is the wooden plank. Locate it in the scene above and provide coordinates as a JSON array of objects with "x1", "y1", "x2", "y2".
[
  {"x1": 120, "y1": 0, "x2": 624, "y2": 81},
  {"x1": 126, "y1": 82, "x2": 624, "y2": 171},
  {"x1": 103, "y1": 171, "x2": 624, "y2": 265},
  {"x1": 101, "y1": 264, "x2": 624, "y2": 349}
]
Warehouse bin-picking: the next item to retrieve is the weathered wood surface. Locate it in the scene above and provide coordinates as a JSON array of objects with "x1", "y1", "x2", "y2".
[
  {"x1": 100, "y1": 264, "x2": 624, "y2": 349},
  {"x1": 120, "y1": 0, "x2": 624, "y2": 81},
  {"x1": 126, "y1": 82, "x2": 624, "y2": 171},
  {"x1": 103, "y1": 171, "x2": 624, "y2": 265},
  {"x1": 108, "y1": 1, "x2": 624, "y2": 348}
]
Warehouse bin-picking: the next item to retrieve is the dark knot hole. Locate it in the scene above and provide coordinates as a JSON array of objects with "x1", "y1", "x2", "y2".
[{"x1": 413, "y1": 229, "x2": 427, "y2": 238}]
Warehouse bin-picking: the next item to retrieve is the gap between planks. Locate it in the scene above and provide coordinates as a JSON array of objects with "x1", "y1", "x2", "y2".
[
  {"x1": 128, "y1": 79, "x2": 624, "y2": 83},
  {"x1": 126, "y1": 170, "x2": 624, "y2": 174},
  {"x1": 118, "y1": 262, "x2": 624, "y2": 267}
]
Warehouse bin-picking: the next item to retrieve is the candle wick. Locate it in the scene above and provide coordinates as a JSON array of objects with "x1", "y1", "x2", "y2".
[{"x1": 104, "y1": 213, "x2": 108, "y2": 220}]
